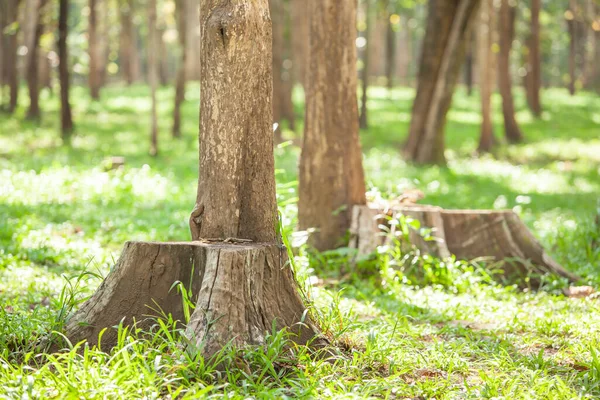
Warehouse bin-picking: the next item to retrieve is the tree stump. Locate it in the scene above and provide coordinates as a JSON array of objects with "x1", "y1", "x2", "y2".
[
  {"x1": 350, "y1": 205, "x2": 580, "y2": 283},
  {"x1": 66, "y1": 241, "x2": 320, "y2": 357}
]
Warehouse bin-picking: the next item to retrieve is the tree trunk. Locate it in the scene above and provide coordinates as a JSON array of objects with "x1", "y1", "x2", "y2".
[
  {"x1": 184, "y1": 0, "x2": 200, "y2": 80},
  {"x1": 404, "y1": 0, "x2": 482, "y2": 165},
  {"x1": 89, "y1": 0, "x2": 101, "y2": 100},
  {"x1": 172, "y1": 0, "x2": 187, "y2": 139},
  {"x1": 395, "y1": 15, "x2": 412, "y2": 86},
  {"x1": 5, "y1": 0, "x2": 21, "y2": 113},
  {"x1": 464, "y1": 31, "x2": 475, "y2": 96},
  {"x1": 478, "y1": 0, "x2": 496, "y2": 153},
  {"x1": 350, "y1": 205, "x2": 581, "y2": 286},
  {"x1": 526, "y1": 0, "x2": 542, "y2": 117},
  {"x1": 290, "y1": 0, "x2": 308, "y2": 88},
  {"x1": 119, "y1": 0, "x2": 135, "y2": 85},
  {"x1": 567, "y1": 1, "x2": 577, "y2": 96},
  {"x1": 498, "y1": 0, "x2": 523, "y2": 143},
  {"x1": 583, "y1": 0, "x2": 598, "y2": 89},
  {"x1": 26, "y1": 9, "x2": 44, "y2": 120},
  {"x1": 158, "y1": 28, "x2": 169, "y2": 86},
  {"x1": 298, "y1": 0, "x2": 368, "y2": 251},
  {"x1": 0, "y1": 1, "x2": 5, "y2": 108},
  {"x1": 270, "y1": 0, "x2": 296, "y2": 141},
  {"x1": 66, "y1": 0, "x2": 321, "y2": 358},
  {"x1": 98, "y1": 0, "x2": 109, "y2": 87},
  {"x1": 148, "y1": 0, "x2": 158, "y2": 156},
  {"x1": 360, "y1": 0, "x2": 373, "y2": 129},
  {"x1": 385, "y1": 3, "x2": 396, "y2": 91},
  {"x1": 58, "y1": 0, "x2": 74, "y2": 140}
]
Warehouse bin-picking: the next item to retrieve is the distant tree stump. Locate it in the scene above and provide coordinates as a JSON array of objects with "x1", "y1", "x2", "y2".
[
  {"x1": 350, "y1": 205, "x2": 580, "y2": 283},
  {"x1": 66, "y1": 241, "x2": 320, "y2": 357}
]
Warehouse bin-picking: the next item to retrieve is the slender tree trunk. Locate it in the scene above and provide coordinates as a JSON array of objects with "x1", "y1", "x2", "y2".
[
  {"x1": 498, "y1": 0, "x2": 523, "y2": 143},
  {"x1": 395, "y1": 15, "x2": 412, "y2": 86},
  {"x1": 567, "y1": 0, "x2": 577, "y2": 96},
  {"x1": 172, "y1": 0, "x2": 187, "y2": 138},
  {"x1": 583, "y1": 0, "x2": 597, "y2": 88},
  {"x1": 98, "y1": 0, "x2": 109, "y2": 87},
  {"x1": 5, "y1": 0, "x2": 21, "y2": 113},
  {"x1": 464, "y1": 31, "x2": 475, "y2": 96},
  {"x1": 290, "y1": 0, "x2": 308, "y2": 88},
  {"x1": 26, "y1": 9, "x2": 45, "y2": 120},
  {"x1": 0, "y1": 1, "x2": 5, "y2": 108},
  {"x1": 299, "y1": 0, "x2": 367, "y2": 251},
  {"x1": 58, "y1": 0, "x2": 74, "y2": 140},
  {"x1": 23, "y1": 0, "x2": 41, "y2": 59},
  {"x1": 404, "y1": 0, "x2": 481, "y2": 165},
  {"x1": 360, "y1": 0, "x2": 373, "y2": 129},
  {"x1": 527, "y1": 0, "x2": 542, "y2": 116},
  {"x1": 158, "y1": 28, "x2": 169, "y2": 86},
  {"x1": 119, "y1": 0, "x2": 135, "y2": 85},
  {"x1": 148, "y1": 0, "x2": 158, "y2": 156},
  {"x1": 89, "y1": 0, "x2": 101, "y2": 100},
  {"x1": 385, "y1": 3, "x2": 396, "y2": 91},
  {"x1": 478, "y1": 0, "x2": 495, "y2": 152},
  {"x1": 270, "y1": 0, "x2": 296, "y2": 140},
  {"x1": 184, "y1": 0, "x2": 200, "y2": 80}
]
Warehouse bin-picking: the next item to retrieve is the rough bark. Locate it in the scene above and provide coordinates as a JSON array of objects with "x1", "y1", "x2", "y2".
[
  {"x1": 172, "y1": 0, "x2": 187, "y2": 138},
  {"x1": 350, "y1": 205, "x2": 581, "y2": 284},
  {"x1": 270, "y1": 0, "x2": 296, "y2": 141},
  {"x1": 290, "y1": 0, "x2": 308, "y2": 88},
  {"x1": 478, "y1": 0, "x2": 496, "y2": 153},
  {"x1": 298, "y1": 0, "x2": 368, "y2": 251},
  {"x1": 148, "y1": 0, "x2": 158, "y2": 156},
  {"x1": 404, "y1": 0, "x2": 482, "y2": 165},
  {"x1": 526, "y1": 0, "x2": 542, "y2": 117},
  {"x1": 360, "y1": 0, "x2": 373, "y2": 129},
  {"x1": 58, "y1": 0, "x2": 74, "y2": 140},
  {"x1": 89, "y1": 0, "x2": 101, "y2": 100},
  {"x1": 5, "y1": 0, "x2": 21, "y2": 113},
  {"x1": 498, "y1": 0, "x2": 523, "y2": 143}
]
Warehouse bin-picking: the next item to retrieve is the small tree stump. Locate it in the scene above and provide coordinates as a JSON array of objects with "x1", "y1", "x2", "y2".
[
  {"x1": 66, "y1": 241, "x2": 320, "y2": 357},
  {"x1": 350, "y1": 204, "x2": 580, "y2": 283}
]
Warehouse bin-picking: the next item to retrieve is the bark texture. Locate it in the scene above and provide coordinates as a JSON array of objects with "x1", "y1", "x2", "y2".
[
  {"x1": 350, "y1": 205, "x2": 581, "y2": 284},
  {"x1": 58, "y1": 0, "x2": 74, "y2": 139},
  {"x1": 498, "y1": 0, "x2": 523, "y2": 143},
  {"x1": 404, "y1": 0, "x2": 481, "y2": 165},
  {"x1": 148, "y1": 0, "x2": 158, "y2": 156},
  {"x1": 478, "y1": 0, "x2": 495, "y2": 153},
  {"x1": 298, "y1": 0, "x2": 367, "y2": 251},
  {"x1": 172, "y1": 0, "x2": 187, "y2": 138},
  {"x1": 89, "y1": 0, "x2": 101, "y2": 100}
]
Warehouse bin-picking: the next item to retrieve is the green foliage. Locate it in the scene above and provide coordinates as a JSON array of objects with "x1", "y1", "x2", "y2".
[{"x1": 0, "y1": 84, "x2": 599, "y2": 397}]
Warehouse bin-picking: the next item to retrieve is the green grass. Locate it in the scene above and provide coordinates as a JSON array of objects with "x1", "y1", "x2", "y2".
[{"x1": 0, "y1": 83, "x2": 599, "y2": 398}]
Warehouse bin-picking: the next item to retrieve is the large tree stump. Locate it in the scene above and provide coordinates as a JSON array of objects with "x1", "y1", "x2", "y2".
[
  {"x1": 66, "y1": 241, "x2": 319, "y2": 356},
  {"x1": 350, "y1": 205, "x2": 580, "y2": 283}
]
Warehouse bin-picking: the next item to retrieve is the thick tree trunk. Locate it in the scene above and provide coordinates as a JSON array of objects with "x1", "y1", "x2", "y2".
[
  {"x1": 526, "y1": 0, "x2": 542, "y2": 117},
  {"x1": 26, "y1": 14, "x2": 44, "y2": 120},
  {"x1": 172, "y1": 0, "x2": 187, "y2": 139},
  {"x1": 119, "y1": 0, "x2": 135, "y2": 85},
  {"x1": 67, "y1": 0, "x2": 321, "y2": 358},
  {"x1": 404, "y1": 0, "x2": 481, "y2": 165},
  {"x1": 58, "y1": 0, "x2": 74, "y2": 140},
  {"x1": 89, "y1": 0, "x2": 101, "y2": 100},
  {"x1": 290, "y1": 0, "x2": 308, "y2": 88},
  {"x1": 148, "y1": 0, "x2": 158, "y2": 156},
  {"x1": 478, "y1": 0, "x2": 495, "y2": 153},
  {"x1": 5, "y1": 0, "x2": 21, "y2": 113},
  {"x1": 350, "y1": 205, "x2": 581, "y2": 285},
  {"x1": 498, "y1": 0, "x2": 523, "y2": 143},
  {"x1": 270, "y1": 0, "x2": 295, "y2": 141},
  {"x1": 359, "y1": 0, "x2": 373, "y2": 129},
  {"x1": 298, "y1": 0, "x2": 368, "y2": 251}
]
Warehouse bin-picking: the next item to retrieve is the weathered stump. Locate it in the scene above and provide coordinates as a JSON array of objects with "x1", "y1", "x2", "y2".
[
  {"x1": 350, "y1": 205, "x2": 580, "y2": 282},
  {"x1": 66, "y1": 241, "x2": 320, "y2": 357}
]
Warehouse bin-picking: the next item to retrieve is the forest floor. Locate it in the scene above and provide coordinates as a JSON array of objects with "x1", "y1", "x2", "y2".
[{"x1": 0, "y1": 85, "x2": 599, "y2": 398}]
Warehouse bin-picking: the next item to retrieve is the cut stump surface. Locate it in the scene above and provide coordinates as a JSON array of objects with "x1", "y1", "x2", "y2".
[{"x1": 66, "y1": 241, "x2": 319, "y2": 357}]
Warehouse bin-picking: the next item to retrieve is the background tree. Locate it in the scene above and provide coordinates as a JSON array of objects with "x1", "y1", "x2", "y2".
[
  {"x1": 89, "y1": 0, "x2": 101, "y2": 100},
  {"x1": 172, "y1": 0, "x2": 186, "y2": 138},
  {"x1": 290, "y1": 0, "x2": 308, "y2": 88},
  {"x1": 148, "y1": 0, "x2": 158, "y2": 156},
  {"x1": 404, "y1": 0, "x2": 481, "y2": 165},
  {"x1": 3, "y1": 0, "x2": 21, "y2": 113},
  {"x1": 26, "y1": 0, "x2": 49, "y2": 120},
  {"x1": 498, "y1": 0, "x2": 523, "y2": 143},
  {"x1": 119, "y1": 0, "x2": 137, "y2": 85},
  {"x1": 299, "y1": 0, "x2": 367, "y2": 251},
  {"x1": 525, "y1": 0, "x2": 542, "y2": 117},
  {"x1": 478, "y1": 0, "x2": 495, "y2": 153},
  {"x1": 58, "y1": 0, "x2": 74, "y2": 140},
  {"x1": 360, "y1": 0, "x2": 374, "y2": 129}
]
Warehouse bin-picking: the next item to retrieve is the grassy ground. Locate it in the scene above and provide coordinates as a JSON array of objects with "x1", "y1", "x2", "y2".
[{"x1": 0, "y1": 84, "x2": 599, "y2": 398}]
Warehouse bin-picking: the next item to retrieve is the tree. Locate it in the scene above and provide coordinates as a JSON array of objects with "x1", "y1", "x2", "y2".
[
  {"x1": 26, "y1": 0, "x2": 48, "y2": 120},
  {"x1": 148, "y1": 0, "x2": 158, "y2": 156},
  {"x1": 3, "y1": 0, "x2": 21, "y2": 113},
  {"x1": 498, "y1": 0, "x2": 523, "y2": 143},
  {"x1": 270, "y1": 0, "x2": 296, "y2": 141},
  {"x1": 385, "y1": 1, "x2": 396, "y2": 90},
  {"x1": 525, "y1": 0, "x2": 542, "y2": 117},
  {"x1": 290, "y1": 0, "x2": 308, "y2": 88},
  {"x1": 89, "y1": 0, "x2": 101, "y2": 100},
  {"x1": 66, "y1": 0, "x2": 320, "y2": 358},
  {"x1": 478, "y1": 0, "x2": 495, "y2": 152},
  {"x1": 299, "y1": 0, "x2": 367, "y2": 251},
  {"x1": 360, "y1": 0, "x2": 373, "y2": 129},
  {"x1": 58, "y1": 0, "x2": 74, "y2": 140},
  {"x1": 464, "y1": 31, "x2": 475, "y2": 96},
  {"x1": 119, "y1": 0, "x2": 137, "y2": 85},
  {"x1": 172, "y1": 0, "x2": 187, "y2": 138},
  {"x1": 404, "y1": 0, "x2": 481, "y2": 165}
]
